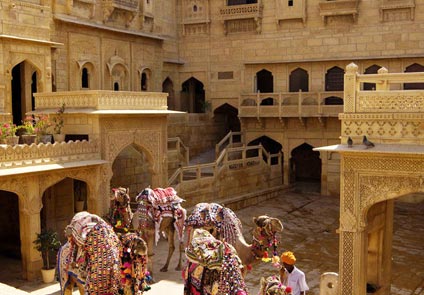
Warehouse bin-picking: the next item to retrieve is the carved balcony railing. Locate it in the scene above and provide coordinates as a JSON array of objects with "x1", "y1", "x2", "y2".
[
  {"x1": 0, "y1": 140, "x2": 102, "y2": 173},
  {"x1": 33, "y1": 90, "x2": 168, "y2": 111},
  {"x1": 319, "y1": 0, "x2": 359, "y2": 23},
  {"x1": 340, "y1": 63, "x2": 424, "y2": 145},
  {"x1": 219, "y1": 1, "x2": 263, "y2": 34},
  {"x1": 103, "y1": 0, "x2": 139, "y2": 11},
  {"x1": 238, "y1": 91, "x2": 344, "y2": 118}
]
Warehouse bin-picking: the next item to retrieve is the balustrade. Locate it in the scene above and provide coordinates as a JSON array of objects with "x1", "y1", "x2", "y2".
[{"x1": 238, "y1": 91, "x2": 344, "y2": 118}]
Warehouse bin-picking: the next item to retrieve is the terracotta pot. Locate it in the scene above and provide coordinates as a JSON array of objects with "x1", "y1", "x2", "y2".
[
  {"x1": 41, "y1": 268, "x2": 56, "y2": 284},
  {"x1": 53, "y1": 133, "x2": 65, "y2": 143},
  {"x1": 5, "y1": 136, "x2": 19, "y2": 146},
  {"x1": 20, "y1": 134, "x2": 37, "y2": 145},
  {"x1": 39, "y1": 134, "x2": 53, "y2": 144}
]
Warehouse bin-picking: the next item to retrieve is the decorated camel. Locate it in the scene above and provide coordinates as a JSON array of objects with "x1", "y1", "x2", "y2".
[
  {"x1": 185, "y1": 203, "x2": 284, "y2": 272},
  {"x1": 57, "y1": 211, "x2": 151, "y2": 295},
  {"x1": 110, "y1": 186, "x2": 133, "y2": 232},
  {"x1": 183, "y1": 228, "x2": 248, "y2": 295},
  {"x1": 132, "y1": 186, "x2": 187, "y2": 274},
  {"x1": 258, "y1": 275, "x2": 292, "y2": 295}
]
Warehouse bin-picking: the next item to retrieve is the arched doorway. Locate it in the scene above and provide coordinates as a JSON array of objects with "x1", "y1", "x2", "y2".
[
  {"x1": 162, "y1": 77, "x2": 175, "y2": 110},
  {"x1": 290, "y1": 143, "x2": 321, "y2": 192},
  {"x1": 181, "y1": 77, "x2": 205, "y2": 113},
  {"x1": 111, "y1": 144, "x2": 152, "y2": 199},
  {"x1": 365, "y1": 193, "x2": 424, "y2": 294},
  {"x1": 248, "y1": 136, "x2": 283, "y2": 165},
  {"x1": 41, "y1": 178, "x2": 88, "y2": 241},
  {"x1": 256, "y1": 69, "x2": 274, "y2": 105},
  {"x1": 0, "y1": 190, "x2": 21, "y2": 283},
  {"x1": 11, "y1": 61, "x2": 39, "y2": 126},
  {"x1": 325, "y1": 66, "x2": 344, "y2": 91},
  {"x1": 289, "y1": 68, "x2": 309, "y2": 92},
  {"x1": 213, "y1": 103, "x2": 240, "y2": 135}
]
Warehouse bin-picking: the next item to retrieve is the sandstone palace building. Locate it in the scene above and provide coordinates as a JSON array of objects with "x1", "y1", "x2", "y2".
[{"x1": 0, "y1": 0, "x2": 423, "y2": 294}]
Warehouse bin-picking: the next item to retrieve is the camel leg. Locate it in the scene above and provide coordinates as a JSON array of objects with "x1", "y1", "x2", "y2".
[
  {"x1": 160, "y1": 227, "x2": 175, "y2": 272},
  {"x1": 175, "y1": 240, "x2": 183, "y2": 271},
  {"x1": 142, "y1": 230, "x2": 156, "y2": 281}
]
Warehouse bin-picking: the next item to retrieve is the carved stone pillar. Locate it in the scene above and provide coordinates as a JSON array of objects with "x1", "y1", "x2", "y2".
[
  {"x1": 283, "y1": 151, "x2": 289, "y2": 185},
  {"x1": 344, "y1": 63, "x2": 358, "y2": 113},
  {"x1": 338, "y1": 157, "x2": 367, "y2": 295},
  {"x1": 19, "y1": 178, "x2": 43, "y2": 280}
]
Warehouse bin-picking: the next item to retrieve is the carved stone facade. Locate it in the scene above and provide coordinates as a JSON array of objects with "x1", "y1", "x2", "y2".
[{"x1": 316, "y1": 65, "x2": 424, "y2": 295}]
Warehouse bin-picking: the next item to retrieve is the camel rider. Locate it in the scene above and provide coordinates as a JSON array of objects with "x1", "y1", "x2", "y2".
[{"x1": 279, "y1": 251, "x2": 309, "y2": 295}]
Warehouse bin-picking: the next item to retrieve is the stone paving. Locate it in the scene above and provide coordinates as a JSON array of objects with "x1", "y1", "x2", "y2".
[{"x1": 0, "y1": 190, "x2": 423, "y2": 295}]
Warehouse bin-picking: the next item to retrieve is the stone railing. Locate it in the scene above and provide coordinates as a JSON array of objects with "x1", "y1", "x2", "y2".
[
  {"x1": 33, "y1": 90, "x2": 168, "y2": 111},
  {"x1": 340, "y1": 63, "x2": 424, "y2": 145},
  {"x1": 167, "y1": 144, "x2": 281, "y2": 187},
  {"x1": 103, "y1": 0, "x2": 139, "y2": 11},
  {"x1": 238, "y1": 91, "x2": 343, "y2": 118},
  {"x1": 219, "y1": 2, "x2": 263, "y2": 20},
  {"x1": 0, "y1": 140, "x2": 101, "y2": 170},
  {"x1": 168, "y1": 137, "x2": 189, "y2": 166}
]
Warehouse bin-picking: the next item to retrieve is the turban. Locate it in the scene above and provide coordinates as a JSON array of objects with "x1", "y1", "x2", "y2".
[{"x1": 281, "y1": 251, "x2": 296, "y2": 265}]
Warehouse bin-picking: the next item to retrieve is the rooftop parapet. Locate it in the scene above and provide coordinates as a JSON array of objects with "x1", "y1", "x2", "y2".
[
  {"x1": 33, "y1": 90, "x2": 168, "y2": 112},
  {"x1": 340, "y1": 63, "x2": 424, "y2": 145}
]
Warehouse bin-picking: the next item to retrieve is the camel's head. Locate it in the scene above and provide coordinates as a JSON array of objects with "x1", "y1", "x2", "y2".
[
  {"x1": 253, "y1": 215, "x2": 284, "y2": 235},
  {"x1": 259, "y1": 276, "x2": 291, "y2": 295},
  {"x1": 111, "y1": 187, "x2": 130, "y2": 206}
]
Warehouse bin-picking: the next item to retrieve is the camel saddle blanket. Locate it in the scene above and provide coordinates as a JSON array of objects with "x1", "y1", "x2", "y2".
[{"x1": 137, "y1": 187, "x2": 186, "y2": 245}]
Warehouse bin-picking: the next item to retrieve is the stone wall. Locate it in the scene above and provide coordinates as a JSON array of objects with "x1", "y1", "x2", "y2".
[{"x1": 168, "y1": 113, "x2": 226, "y2": 158}]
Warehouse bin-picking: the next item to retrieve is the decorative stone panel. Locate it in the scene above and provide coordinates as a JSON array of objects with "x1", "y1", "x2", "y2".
[
  {"x1": 182, "y1": 0, "x2": 210, "y2": 35},
  {"x1": 219, "y1": 1, "x2": 263, "y2": 34},
  {"x1": 379, "y1": 0, "x2": 415, "y2": 22},
  {"x1": 319, "y1": 0, "x2": 359, "y2": 24},
  {"x1": 275, "y1": 0, "x2": 306, "y2": 24}
]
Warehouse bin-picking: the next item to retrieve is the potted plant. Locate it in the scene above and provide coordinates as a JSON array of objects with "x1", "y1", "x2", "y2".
[
  {"x1": 52, "y1": 103, "x2": 66, "y2": 143},
  {"x1": 34, "y1": 114, "x2": 53, "y2": 144},
  {"x1": 33, "y1": 229, "x2": 61, "y2": 283},
  {"x1": 2, "y1": 122, "x2": 19, "y2": 146},
  {"x1": 18, "y1": 116, "x2": 37, "y2": 145}
]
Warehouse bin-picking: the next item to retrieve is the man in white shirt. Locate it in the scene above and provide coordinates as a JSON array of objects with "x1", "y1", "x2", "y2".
[{"x1": 279, "y1": 251, "x2": 309, "y2": 295}]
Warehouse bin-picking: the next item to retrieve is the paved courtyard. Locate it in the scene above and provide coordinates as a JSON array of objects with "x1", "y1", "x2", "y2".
[{"x1": 0, "y1": 189, "x2": 423, "y2": 295}]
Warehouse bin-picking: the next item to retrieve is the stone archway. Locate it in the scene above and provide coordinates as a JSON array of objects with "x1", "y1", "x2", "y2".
[
  {"x1": 290, "y1": 143, "x2": 321, "y2": 192},
  {"x1": 11, "y1": 60, "x2": 41, "y2": 125},
  {"x1": 110, "y1": 143, "x2": 152, "y2": 199},
  {"x1": 337, "y1": 154, "x2": 424, "y2": 295}
]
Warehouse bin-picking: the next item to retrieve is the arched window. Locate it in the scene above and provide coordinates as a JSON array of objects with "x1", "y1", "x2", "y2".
[
  {"x1": 363, "y1": 65, "x2": 381, "y2": 90},
  {"x1": 404, "y1": 63, "x2": 424, "y2": 90},
  {"x1": 141, "y1": 73, "x2": 147, "y2": 91},
  {"x1": 193, "y1": 5, "x2": 197, "y2": 12},
  {"x1": 114, "y1": 82, "x2": 119, "y2": 91},
  {"x1": 82, "y1": 68, "x2": 89, "y2": 89},
  {"x1": 325, "y1": 66, "x2": 344, "y2": 91},
  {"x1": 256, "y1": 69, "x2": 273, "y2": 93},
  {"x1": 289, "y1": 68, "x2": 309, "y2": 92}
]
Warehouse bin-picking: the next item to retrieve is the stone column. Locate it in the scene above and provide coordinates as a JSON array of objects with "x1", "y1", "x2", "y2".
[
  {"x1": 338, "y1": 156, "x2": 367, "y2": 295},
  {"x1": 19, "y1": 178, "x2": 43, "y2": 280}
]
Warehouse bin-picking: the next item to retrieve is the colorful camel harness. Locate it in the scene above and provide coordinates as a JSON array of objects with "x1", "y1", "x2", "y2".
[
  {"x1": 185, "y1": 203, "x2": 281, "y2": 268},
  {"x1": 183, "y1": 229, "x2": 248, "y2": 295},
  {"x1": 135, "y1": 187, "x2": 186, "y2": 245}
]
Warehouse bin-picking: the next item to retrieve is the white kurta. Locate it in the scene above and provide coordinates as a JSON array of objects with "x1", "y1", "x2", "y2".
[{"x1": 282, "y1": 266, "x2": 309, "y2": 295}]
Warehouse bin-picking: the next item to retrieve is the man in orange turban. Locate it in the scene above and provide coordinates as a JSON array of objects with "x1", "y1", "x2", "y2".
[{"x1": 279, "y1": 251, "x2": 309, "y2": 295}]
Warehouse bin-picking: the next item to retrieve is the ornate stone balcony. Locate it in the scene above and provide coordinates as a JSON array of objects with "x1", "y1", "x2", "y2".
[
  {"x1": 379, "y1": 0, "x2": 415, "y2": 21},
  {"x1": 34, "y1": 90, "x2": 168, "y2": 111},
  {"x1": 340, "y1": 63, "x2": 424, "y2": 145},
  {"x1": 0, "y1": 140, "x2": 102, "y2": 176},
  {"x1": 103, "y1": 0, "x2": 139, "y2": 11},
  {"x1": 219, "y1": 2, "x2": 263, "y2": 34},
  {"x1": 319, "y1": 0, "x2": 359, "y2": 23},
  {"x1": 102, "y1": 0, "x2": 139, "y2": 22},
  {"x1": 238, "y1": 91, "x2": 344, "y2": 118}
]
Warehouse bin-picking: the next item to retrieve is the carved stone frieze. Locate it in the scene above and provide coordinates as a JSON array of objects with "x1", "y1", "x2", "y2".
[{"x1": 358, "y1": 174, "x2": 422, "y2": 224}]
